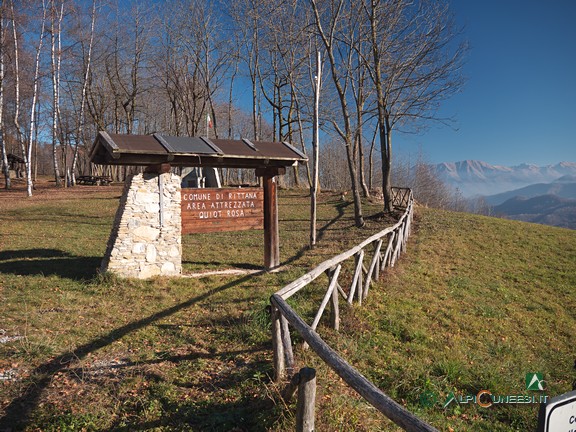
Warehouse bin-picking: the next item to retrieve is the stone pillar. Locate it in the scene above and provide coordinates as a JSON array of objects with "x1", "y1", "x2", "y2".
[{"x1": 101, "y1": 172, "x2": 182, "y2": 279}]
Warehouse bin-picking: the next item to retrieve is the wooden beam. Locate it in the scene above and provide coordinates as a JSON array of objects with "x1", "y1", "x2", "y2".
[
  {"x1": 348, "y1": 250, "x2": 364, "y2": 304},
  {"x1": 280, "y1": 314, "x2": 295, "y2": 376},
  {"x1": 91, "y1": 153, "x2": 297, "y2": 169},
  {"x1": 144, "y1": 163, "x2": 171, "y2": 174},
  {"x1": 364, "y1": 240, "x2": 383, "y2": 300},
  {"x1": 271, "y1": 294, "x2": 439, "y2": 432},
  {"x1": 271, "y1": 305, "x2": 285, "y2": 382},
  {"x1": 276, "y1": 202, "x2": 412, "y2": 300},
  {"x1": 330, "y1": 279, "x2": 340, "y2": 331},
  {"x1": 296, "y1": 367, "x2": 316, "y2": 432},
  {"x1": 310, "y1": 264, "x2": 341, "y2": 331},
  {"x1": 259, "y1": 169, "x2": 283, "y2": 270},
  {"x1": 255, "y1": 167, "x2": 286, "y2": 177}
]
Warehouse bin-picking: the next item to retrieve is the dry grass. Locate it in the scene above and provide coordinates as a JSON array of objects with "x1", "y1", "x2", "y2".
[{"x1": 1, "y1": 177, "x2": 574, "y2": 431}]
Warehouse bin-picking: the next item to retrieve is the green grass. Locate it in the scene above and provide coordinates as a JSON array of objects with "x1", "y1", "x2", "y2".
[
  {"x1": 308, "y1": 208, "x2": 576, "y2": 431},
  {"x1": 0, "y1": 183, "x2": 575, "y2": 431}
]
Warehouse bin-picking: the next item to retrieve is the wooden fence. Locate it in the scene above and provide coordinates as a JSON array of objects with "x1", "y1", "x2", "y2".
[{"x1": 270, "y1": 187, "x2": 439, "y2": 432}]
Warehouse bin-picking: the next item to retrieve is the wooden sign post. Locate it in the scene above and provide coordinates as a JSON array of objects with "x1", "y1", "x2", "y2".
[
  {"x1": 257, "y1": 167, "x2": 285, "y2": 270},
  {"x1": 90, "y1": 132, "x2": 307, "y2": 275},
  {"x1": 181, "y1": 166, "x2": 285, "y2": 270}
]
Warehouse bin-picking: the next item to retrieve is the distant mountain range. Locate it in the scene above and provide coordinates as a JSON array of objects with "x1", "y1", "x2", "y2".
[
  {"x1": 434, "y1": 160, "x2": 576, "y2": 197},
  {"x1": 434, "y1": 160, "x2": 576, "y2": 229},
  {"x1": 483, "y1": 175, "x2": 576, "y2": 206},
  {"x1": 492, "y1": 194, "x2": 576, "y2": 230}
]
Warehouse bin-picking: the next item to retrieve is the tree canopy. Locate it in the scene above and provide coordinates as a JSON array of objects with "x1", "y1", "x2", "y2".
[{"x1": 0, "y1": 0, "x2": 466, "y2": 215}]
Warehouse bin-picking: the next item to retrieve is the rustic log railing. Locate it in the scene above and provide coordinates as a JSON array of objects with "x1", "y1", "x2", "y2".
[{"x1": 271, "y1": 187, "x2": 438, "y2": 432}]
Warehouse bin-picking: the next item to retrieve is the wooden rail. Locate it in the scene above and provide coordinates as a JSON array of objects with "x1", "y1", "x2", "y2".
[{"x1": 271, "y1": 187, "x2": 439, "y2": 431}]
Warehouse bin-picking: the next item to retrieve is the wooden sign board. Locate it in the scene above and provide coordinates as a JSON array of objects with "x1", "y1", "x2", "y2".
[{"x1": 181, "y1": 187, "x2": 264, "y2": 234}]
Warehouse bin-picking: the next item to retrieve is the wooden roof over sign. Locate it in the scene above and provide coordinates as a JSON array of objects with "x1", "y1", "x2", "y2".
[
  {"x1": 7, "y1": 153, "x2": 25, "y2": 164},
  {"x1": 89, "y1": 132, "x2": 307, "y2": 169}
]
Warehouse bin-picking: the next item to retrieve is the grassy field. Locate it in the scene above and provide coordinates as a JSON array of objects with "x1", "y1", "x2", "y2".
[{"x1": 0, "y1": 179, "x2": 575, "y2": 431}]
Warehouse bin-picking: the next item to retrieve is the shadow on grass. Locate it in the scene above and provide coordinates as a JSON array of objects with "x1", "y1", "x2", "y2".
[
  {"x1": 65, "y1": 347, "x2": 265, "y2": 379},
  {"x1": 0, "y1": 272, "x2": 277, "y2": 431},
  {"x1": 54, "y1": 349, "x2": 278, "y2": 431},
  {"x1": 182, "y1": 201, "x2": 353, "y2": 272},
  {"x1": 316, "y1": 201, "x2": 351, "y2": 243},
  {"x1": 182, "y1": 261, "x2": 263, "y2": 271},
  {"x1": 0, "y1": 248, "x2": 101, "y2": 281},
  {"x1": 104, "y1": 396, "x2": 277, "y2": 432},
  {"x1": 271, "y1": 201, "x2": 354, "y2": 270}
]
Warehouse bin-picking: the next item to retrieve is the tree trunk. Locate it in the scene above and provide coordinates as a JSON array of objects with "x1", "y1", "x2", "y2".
[
  {"x1": 10, "y1": 0, "x2": 24, "y2": 190},
  {"x1": 356, "y1": 126, "x2": 370, "y2": 197},
  {"x1": 310, "y1": 52, "x2": 321, "y2": 248},
  {"x1": 346, "y1": 140, "x2": 365, "y2": 226},
  {"x1": 368, "y1": 126, "x2": 377, "y2": 191},
  {"x1": 25, "y1": 1, "x2": 48, "y2": 196},
  {"x1": 381, "y1": 118, "x2": 393, "y2": 212},
  {"x1": 309, "y1": 0, "x2": 364, "y2": 227},
  {"x1": 0, "y1": 12, "x2": 10, "y2": 190},
  {"x1": 295, "y1": 95, "x2": 312, "y2": 188},
  {"x1": 71, "y1": 0, "x2": 97, "y2": 186},
  {"x1": 51, "y1": 3, "x2": 62, "y2": 187}
]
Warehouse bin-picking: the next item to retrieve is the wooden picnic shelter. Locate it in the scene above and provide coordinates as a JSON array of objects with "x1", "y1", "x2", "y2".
[{"x1": 90, "y1": 131, "x2": 307, "y2": 269}]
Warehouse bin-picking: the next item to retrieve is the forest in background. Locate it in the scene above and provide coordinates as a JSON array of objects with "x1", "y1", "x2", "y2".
[{"x1": 0, "y1": 0, "x2": 466, "y2": 217}]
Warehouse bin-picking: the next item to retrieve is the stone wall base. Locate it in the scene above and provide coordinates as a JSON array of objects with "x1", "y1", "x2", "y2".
[{"x1": 101, "y1": 172, "x2": 182, "y2": 279}]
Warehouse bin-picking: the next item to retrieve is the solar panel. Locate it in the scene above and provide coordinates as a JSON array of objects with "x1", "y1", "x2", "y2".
[
  {"x1": 159, "y1": 136, "x2": 218, "y2": 154},
  {"x1": 91, "y1": 132, "x2": 307, "y2": 166}
]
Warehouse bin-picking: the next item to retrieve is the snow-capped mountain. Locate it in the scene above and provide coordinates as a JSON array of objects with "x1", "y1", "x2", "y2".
[{"x1": 434, "y1": 160, "x2": 576, "y2": 197}]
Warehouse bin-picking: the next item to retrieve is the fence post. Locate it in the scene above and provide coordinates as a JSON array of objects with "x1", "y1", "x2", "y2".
[
  {"x1": 364, "y1": 239, "x2": 383, "y2": 300},
  {"x1": 348, "y1": 250, "x2": 364, "y2": 304},
  {"x1": 374, "y1": 241, "x2": 382, "y2": 281},
  {"x1": 330, "y1": 279, "x2": 340, "y2": 331},
  {"x1": 271, "y1": 305, "x2": 286, "y2": 382},
  {"x1": 358, "y1": 255, "x2": 364, "y2": 305},
  {"x1": 296, "y1": 367, "x2": 316, "y2": 432},
  {"x1": 280, "y1": 314, "x2": 295, "y2": 376},
  {"x1": 382, "y1": 231, "x2": 395, "y2": 271}
]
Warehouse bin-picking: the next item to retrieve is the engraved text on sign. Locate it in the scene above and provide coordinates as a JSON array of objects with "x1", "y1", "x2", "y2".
[{"x1": 181, "y1": 188, "x2": 264, "y2": 233}]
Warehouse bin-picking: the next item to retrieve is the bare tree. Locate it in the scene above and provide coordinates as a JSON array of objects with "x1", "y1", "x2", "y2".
[
  {"x1": 9, "y1": 0, "x2": 23, "y2": 185},
  {"x1": 310, "y1": 51, "x2": 321, "y2": 247},
  {"x1": 49, "y1": 0, "x2": 64, "y2": 186},
  {"x1": 319, "y1": 138, "x2": 351, "y2": 191},
  {"x1": 350, "y1": 42, "x2": 372, "y2": 198},
  {"x1": 21, "y1": 1, "x2": 48, "y2": 196},
  {"x1": 309, "y1": 0, "x2": 365, "y2": 227},
  {"x1": 30, "y1": 3, "x2": 48, "y2": 195},
  {"x1": 0, "y1": 0, "x2": 465, "y2": 205},
  {"x1": 157, "y1": 0, "x2": 227, "y2": 138},
  {"x1": 258, "y1": 0, "x2": 315, "y2": 187},
  {"x1": 0, "y1": 3, "x2": 9, "y2": 189},
  {"x1": 364, "y1": 0, "x2": 466, "y2": 211},
  {"x1": 229, "y1": 0, "x2": 263, "y2": 141},
  {"x1": 69, "y1": 0, "x2": 97, "y2": 185}
]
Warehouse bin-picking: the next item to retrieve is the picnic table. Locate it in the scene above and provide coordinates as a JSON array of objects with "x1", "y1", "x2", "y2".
[{"x1": 76, "y1": 175, "x2": 112, "y2": 186}]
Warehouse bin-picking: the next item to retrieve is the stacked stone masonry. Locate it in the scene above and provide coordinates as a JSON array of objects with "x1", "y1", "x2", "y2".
[{"x1": 101, "y1": 172, "x2": 182, "y2": 279}]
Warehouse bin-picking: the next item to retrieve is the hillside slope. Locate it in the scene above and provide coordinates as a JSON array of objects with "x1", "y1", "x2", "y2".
[
  {"x1": 492, "y1": 194, "x2": 576, "y2": 229},
  {"x1": 1, "y1": 186, "x2": 575, "y2": 431},
  {"x1": 324, "y1": 206, "x2": 576, "y2": 431}
]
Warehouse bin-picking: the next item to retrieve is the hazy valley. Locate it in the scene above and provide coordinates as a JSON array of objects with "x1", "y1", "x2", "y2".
[{"x1": 434, "y1": 160, "x2": 576, "y2": 229}]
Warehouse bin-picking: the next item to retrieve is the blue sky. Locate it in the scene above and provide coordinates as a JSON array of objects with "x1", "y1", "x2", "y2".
[{"x1": 395, "y1": 0, "x2": 576, "y2": 166}]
